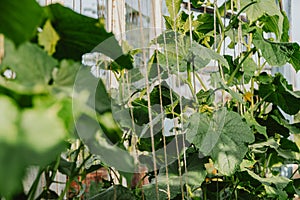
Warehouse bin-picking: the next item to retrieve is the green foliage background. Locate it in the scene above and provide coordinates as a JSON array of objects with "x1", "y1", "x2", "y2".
[{"x1": 0, "y1": 0, "x2": 300, "y2": 199}]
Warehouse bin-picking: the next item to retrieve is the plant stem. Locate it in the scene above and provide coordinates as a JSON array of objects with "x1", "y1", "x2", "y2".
[
  {"x1": 27, "y1": 168, "x2": 44, "y2": 200},
  {"x1": 227, "y1": 48, "x2": 256, "y2": 85},
  {"x1": 195, "y1": 72, "x2": 208, "y2": 91},
  {"x1": 251, "y1": 91, "x2": 273, "y2": 114},
  {"x1": 59, "y1": 176, "x2": 73, "y2": 200},
  {"x1": 203, "y1": 184, "x2": 207, "y2": 200},
  {"x1": 262, "y1": 153, "x2": 272, "y2": 177},
  {"x1": 186, "y1": 61, "x2": 198, "y2": 103},
  {"x1": 230, "y1": 179, "x2": 240, "y2": 200}
]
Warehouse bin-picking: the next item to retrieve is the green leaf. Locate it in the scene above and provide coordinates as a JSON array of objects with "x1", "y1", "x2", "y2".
[
  {"x1": 75, "y1": 114, "x2": 134, "y2": 172},
  {"x1": 280, "y1": 138, "x2": 299, "y2": 153},
  {"x1": 281, "y1": 11, "x2": 290, "y2": 42},
  {"x1": 0, "y1": 39, "x2": 58, "y2": 94},
  {"x1": 257, "y1": 73, "x2": 300, "y2": 115},
  {"x1": 195, "y1": 13, "x2": 215, "y2": 34},
  {"x1": 260, "y1": 11, "x2": 289, "y2": 42},
  {"x1": 156, "y1": 31, "x2": 228, "y2": 73},
  {"x1": 0, "y1": 0, "x2": 44, "y2": 45},
  {"x1": 143, "y1": 152, "x2": 207, "y2": 199},
  {"x1": 245, "y1": 170, "x2": 290, "y2": 198},
  {"x1": 253, "y1": 30, "x2": 300, "y2": 71},
  {"x1": 264, "y1": 185, "x2": 288, "y2": 200},
  {"x1": 89, "y1": 185, "x2": 136, "y2": 200},
  {"x1": 241, "y1": 0, "x2": 282, "y2": 24},
  {"x1": 289, "y1": 46, "x2": 300, "y2": 72},
  {"x1": 0, "y1": 144, "x2": 27, "y2": 199},
  {"x1": 244, "y1": 112, "x2": 267, "y2": 138},
  {"x1": 186, "y1": 108, "x2": 254, "y2": 175},
  {"x1": 156, "y1": 31, "x2": 190, "y2": 73},
  {"x1": 268, "y1": 107, "x2": 300, "y2": 135},
  {"x1": 38, "y1": 20, "x2": 60, "y2": 55},
  {"x1": 219, "y1": 80, "x2": 244, "y2": 103},
  {"x1": 253, "y1": 31, "x2": 287, "y2": 67},
  {"x1": 148, "y1": 52, "x2": 168, "y2": 82},
  {"x1": 52, "y1": 59, "x2": 81, "y2": 95},
  {"x1": 191, "y1": 41, "x2": 229, "y2": 70},
  {"x1": 243, "y1": 57, "x2": 257, "y2": 83},
  {"x1": 21, "y1": 102, "x2": 66, "y2": 153},
  {"x1": 183, "y1": 153, "x2": 207, "y2": 188},
  {"x1": 72, "y1": 66, "x2": 111, "y2": 114},
  {"x1": 46, "y1": 4, "x2": 132, "y2": 69},
  {"x1": 196, "y1": 89, "x2": 215, "y2": 106},
  {"x1": 256, "y1": 114, "x2": 290, "y2": 138},
  {"x1": 0, "y1": 96, "x2": 19, "y2": 144},
  {"x1": 0, "y1": 95, "x2": 68, "y2": 199},
  {"x1": 165, "y1": 0, "x2": 182, "y2": 19}
]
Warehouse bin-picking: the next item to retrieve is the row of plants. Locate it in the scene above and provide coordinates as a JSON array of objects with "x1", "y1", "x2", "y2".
[{"x1": 0, "y1": 0, "x2": 300, "y2": 199}]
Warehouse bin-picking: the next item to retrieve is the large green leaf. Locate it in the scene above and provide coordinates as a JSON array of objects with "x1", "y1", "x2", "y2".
[
  {"x1": 0, "y1": 0, "x2": 44, "y2": 45},
  {"x1": 241, "y1": 0, "x2": 282, "y2": 23},
  {"x1": 194, "y1": 13, "x2": 215, "y2": 34},
  {"x1": 0, "y1": 95, "x2": 68, "y2": 199},
  {"x1": 249, "y1": 137, "x2": 300, "y2": 163},
  {"x1": 75, "y1": 114, "x2": 134, "y2": 172},
  {"x1": 0, "y1": 38, "x2": 58, "y2": 94},
  {"x1": 46, "y1": 4, "x2": 132, "y2": 69},
  {"x1": 241, "y1": 0, "x2": 285, "y2": 41},
  {"x1": 245, "y1": 170, "x2": 290, "y2": 199},
  {"x1": 143, "y1": 152, "x2": 207, "y2": 199},
  {"x1": 21, "y1": 104, "x2": 66, "y2": 153},
  {"x1": 191, "y1": 41, "x2": 229, "y2": 70},
  {"x1": 257, "y1": 73, "x2": 300, "y2": 115},
  {"x1": 260, "y1": 13, "x2": 289, "y2": 42},
  {"x1": 156, "y1": 31, "x2": 228, "y2": 73},
  {"x1": 253, "y1": 30, "x2": 300, "y2": 71},
  {"x1": 186, "y1": 108, "x2": 254, "y2": 175}
]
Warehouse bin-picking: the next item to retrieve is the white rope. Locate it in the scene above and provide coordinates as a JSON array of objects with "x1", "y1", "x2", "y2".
[
  {"x1": 171, "y1": 0, "x2": 185, "y2": 198},
  {"x1": 150, "y1": 0, "x2": 173, "y2": 199},
  {"x1": 137, "y1": 0, "x2": 160, "y2": 198}
]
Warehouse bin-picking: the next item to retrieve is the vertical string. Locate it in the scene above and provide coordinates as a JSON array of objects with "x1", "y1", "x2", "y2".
[
  {"x1": 236, "y1": 0, "x2": 244, "y2": 114},
  {"x1": 150, "y1": 0, "x2": 172, "y2": 199},
  {"x1": 231, "y1": 0, "x2": 236, "y2": 59},
  {"x1": 137, "y1": 0, "x2": 160, "y2": 199},
  {"x1": 213, "y1": 1, "x2": 219, "y2": 198},
  {"x1": 223, "y1": 0, "x2": 227, "y2": 56},
  {"x1": 237, "y1": 0, "x2": 242, "y2": 57},
  {"x1": 184, "y1": 0, "x2": 195, "y2": 194},
  {"x1": 171, "y1": 0, "x2": 185, "y2": 198},
  {"x1": 158, "y1": 1, "x2": 178, "y2": 198}
]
